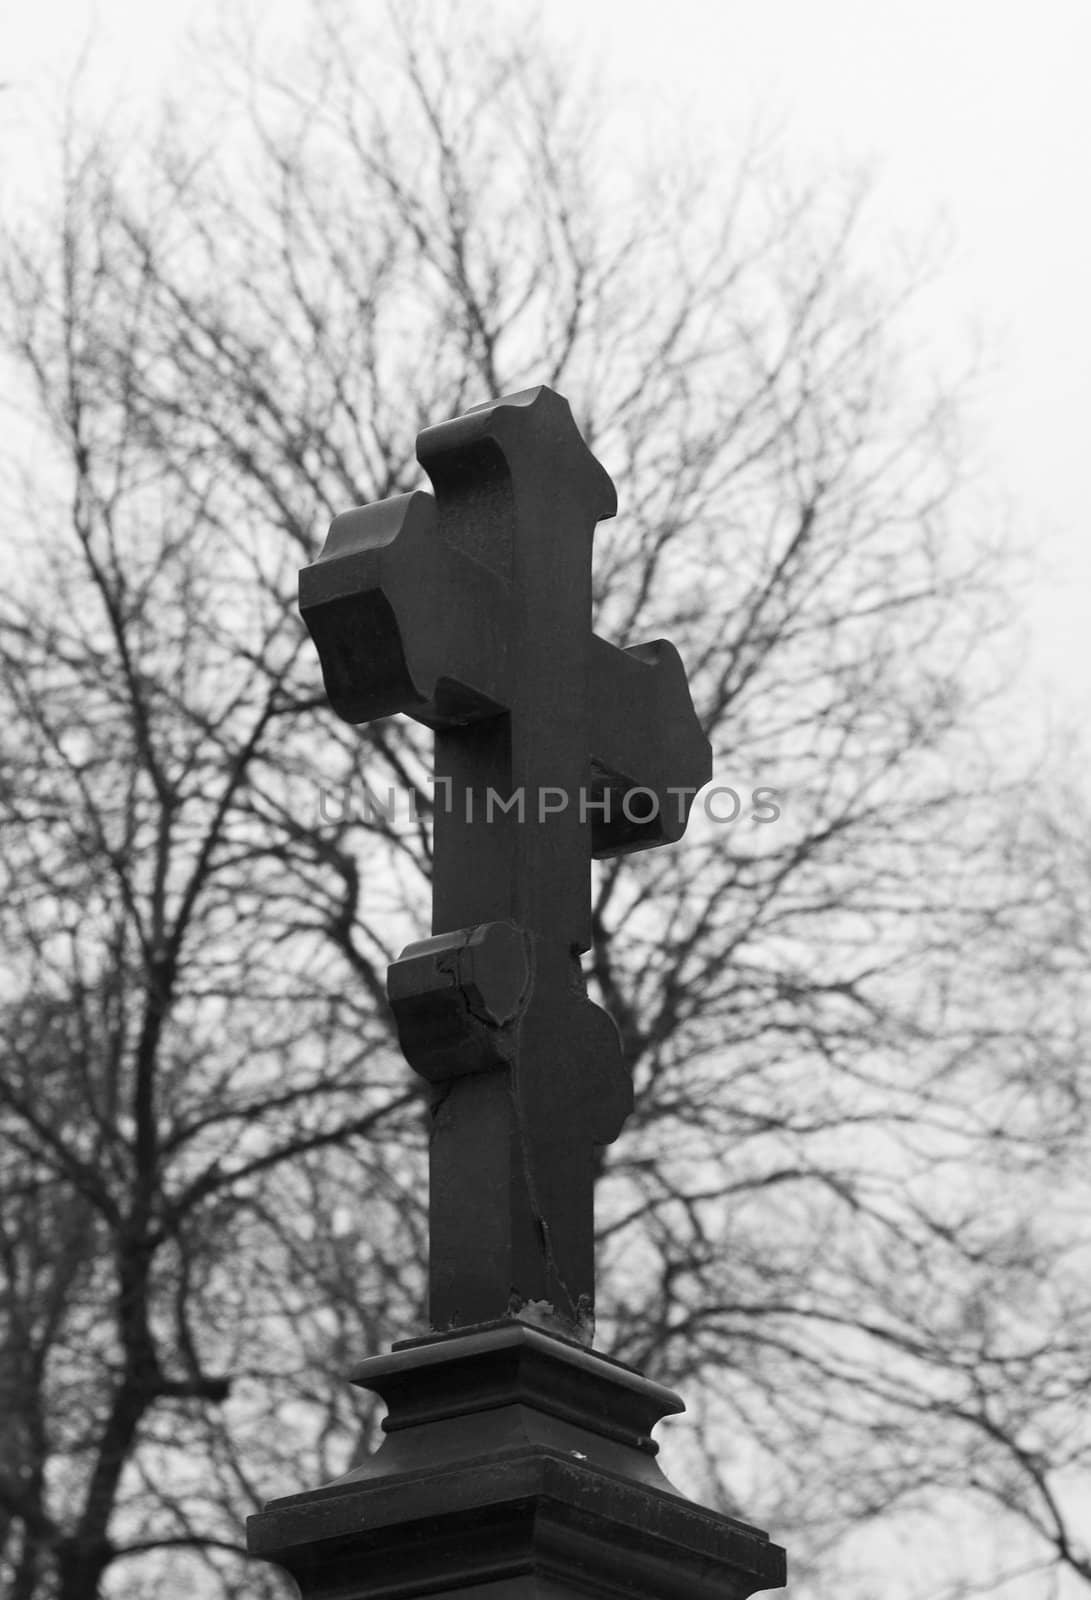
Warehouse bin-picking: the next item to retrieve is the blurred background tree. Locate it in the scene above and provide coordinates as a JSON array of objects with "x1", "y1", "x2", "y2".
[{"x1": 1, "y1": 4, "x2": 1088, "y2": 1598}]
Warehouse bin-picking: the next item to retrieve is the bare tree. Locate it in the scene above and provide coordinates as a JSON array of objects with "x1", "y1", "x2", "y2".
[{"x1": 1, "y1": 6, "x2": 1086, "y2": 1599}]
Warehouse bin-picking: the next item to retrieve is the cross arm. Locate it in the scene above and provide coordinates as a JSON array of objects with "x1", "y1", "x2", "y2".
[
  {"x1": 589, "y1": 636, "x2": 713, "y2": 858},
  {"x1": 299, "y1": 489, "x2": 509, "y2": 729}
]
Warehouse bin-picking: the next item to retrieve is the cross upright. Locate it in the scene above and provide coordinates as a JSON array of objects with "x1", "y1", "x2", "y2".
[{"x1": 301, "y1": 387, "x2": 711, "y2": 1342}]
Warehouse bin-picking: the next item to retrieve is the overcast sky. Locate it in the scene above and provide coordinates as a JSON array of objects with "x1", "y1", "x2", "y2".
[{"x1": 4, "y1": 0, "x2": 1089, "y2": 761}]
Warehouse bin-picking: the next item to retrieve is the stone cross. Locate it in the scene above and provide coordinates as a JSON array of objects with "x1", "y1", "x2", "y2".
[{"x1": 300, "y1": 387, "x2": 710, "y2": 1342}]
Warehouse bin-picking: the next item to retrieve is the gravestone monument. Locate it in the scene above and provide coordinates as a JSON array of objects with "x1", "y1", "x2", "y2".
[{"x1": 248, "y1": 387, "x2": 787, "y2": 1599}]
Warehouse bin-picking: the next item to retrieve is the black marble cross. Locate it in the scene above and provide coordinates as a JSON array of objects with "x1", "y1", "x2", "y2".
[{"x1": 300, "y1": 387, "x2": 710, "y2": 1342}]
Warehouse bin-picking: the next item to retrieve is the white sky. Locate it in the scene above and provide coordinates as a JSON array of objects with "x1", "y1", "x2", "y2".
[
  {"x1": 559, "y1": 1, "x2": 1091, "y2": 755},
  {"x1": 3, "y1": 0, "x2": 1090, "y2": 756}
]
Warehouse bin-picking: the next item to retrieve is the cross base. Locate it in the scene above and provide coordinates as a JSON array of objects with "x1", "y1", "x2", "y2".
[{"x1": 247, "y1": 1323, "x2": 786, "y2": 1599}]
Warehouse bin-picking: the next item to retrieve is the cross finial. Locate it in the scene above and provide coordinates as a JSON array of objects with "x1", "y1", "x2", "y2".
[{"x1": 301, "y1": 387, "x2": 711, "y2": 1343}]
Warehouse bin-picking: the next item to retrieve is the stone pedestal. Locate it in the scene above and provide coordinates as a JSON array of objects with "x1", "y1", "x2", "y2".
[{"x1": 247, "y1": 1322, "x2": 786, "y2": 1599}]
